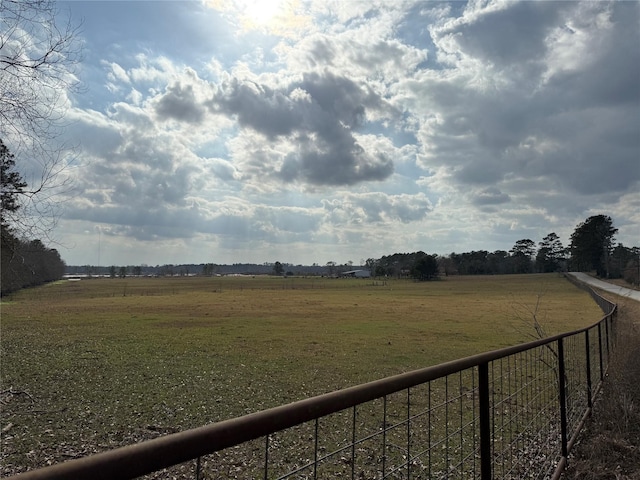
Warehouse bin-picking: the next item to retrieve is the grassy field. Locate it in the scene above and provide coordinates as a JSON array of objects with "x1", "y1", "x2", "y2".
[{"x1": 1, "y1": 273, "x2": 604, "y2": 475}]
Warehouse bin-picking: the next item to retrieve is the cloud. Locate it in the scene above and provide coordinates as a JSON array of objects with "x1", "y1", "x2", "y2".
[
  {"x1": 103, "y1": 61, "x2": 131, "y2": 93},
  {"x1": 408, "y1": 0, "x2": 640, "y2": 204},
  {"x1": 154, "y1": 79, "x2": 207, "y2": 124},
  {"x1": 471, "y1": 187, "x2": 511, "y2": 206},
  {"x1": 322, "y1": 191, "x2": 432, "y2": 225},
  {"x1": 210, "y1": 76, "x2": 304, "y2": 138},
  {"x1": 279, "y1": 142, "x2": 393, "y2": 186},
  {"x1": 444, "y1": 2, "x2": 565, "y2": 68},
  {"x1": 205, "y1": 157, "x2": 239, "y2": 181},
  {"x1": 210, "y1": 70, "x2": 397, "y2": 186},
  {"x1": 291, "y1": 33, "x2": 426, "y2": 84}
]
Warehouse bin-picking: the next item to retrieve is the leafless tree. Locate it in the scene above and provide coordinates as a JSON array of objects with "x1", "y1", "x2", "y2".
[{"x1": 0, "y1": 0, "x2": 81, "y2": 240}]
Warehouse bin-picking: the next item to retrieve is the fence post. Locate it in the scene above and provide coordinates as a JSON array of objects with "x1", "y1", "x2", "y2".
[
  {"x1": 478, "y1": 363, "x2": 491, "y2": 480},
  {"x1": 557, "y1": 338, "x2": 568, "y2": 460},
  {"x1": 585, "y1": 330, "x2": 592, "y2": 409},
  {"x1": 597, "y1": 323, "x2": 604, "y2": 381},
  {"x1": 382, "y1": 395, "x2": 387, "y2": 477},
  {"x1": 609, "y1": 311, "x2": 616, "y2": 351},
  {"x1": 604, "y1": 316, "x2": 610, "y2": 360}
]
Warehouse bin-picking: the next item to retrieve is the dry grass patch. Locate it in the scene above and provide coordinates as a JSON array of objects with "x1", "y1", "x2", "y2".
[{"x1": 565, "y1": 294, "x2": 640, "y2": 479}]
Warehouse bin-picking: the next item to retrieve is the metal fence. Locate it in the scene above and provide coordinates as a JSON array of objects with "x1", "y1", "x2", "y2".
[{"x1": 10, "y1": 280, "x2": 617, "y2": 480}]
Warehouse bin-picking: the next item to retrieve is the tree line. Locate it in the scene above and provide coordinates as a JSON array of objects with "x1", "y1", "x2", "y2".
[
  {"x1": 65, "y1": 214, "x2": 638, "y2": 287},
  {"x1": 368, "y1": 215, "x2": 638, "y2": 284},
  {"x1": 1, "y1": 238, "x2": 65, "y2": 294},
  {"x1": 1, "y1": 141, "x2": 66, "y2": 295}
]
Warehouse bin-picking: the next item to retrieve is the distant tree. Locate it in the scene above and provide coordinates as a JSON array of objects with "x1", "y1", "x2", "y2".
[
  {"x1": 437, "y1": 255, "x2": 457, "y2": 276},
  {"x1": 622, "y1": 247, "x2": 640, "y2": 285},
  {"x1": 273, "y1": 261, "x2": 284, "y2": 276},
  {"x1": 202, "y1": 263, "x2": 216, "y2": 276},
  {"x1": 609, "y1": 243, "x2": 635, "y2": 279},
  {"x1": 119, "y1": 266, "x2": 127, "y2": 278},
  {"x1": 1, "y1": 140, "x2": 27, "y2": 256},
  {"x1": 365, "y1": 258, "x2": 377, "y2": 275},
  {"x1": 487, "y1": 250, "x2": 510, "y2": 274},
  {"x1": 109, "y1": 265, "x2": 117, "y2": 278},
  {"x1": 536, "y1": 233, "x2": 566, "y2": 273},
  {"x1": 570, "y1": 215, "x2": 618, "y2": 277},
  {"x1": 378, "y1": 252, "x2": 426, "y2": 278},
  {"x1": 510, "y1": 239, "x2": 536, "y2": 273},
  {"x1": 411, "y1": 252, "x2": 439, "y2": 281},
  {"x1": 1, "y1": 141, "x2": 65, "y2": 293},
  {"x1": 1, "y1": 141, "x2": 26, "y2": 220},
  {"x1": 451, "y1": 251, "x2": 489, "y2": 275},
  {"x1": 326, "y1": 261, "x2": 336, "y2": 276},
  {"x1": 133, "y1": 265, "x2": 142, "y2": 276},
  {"x1": 1, "y1": 237, "x2": 65, "y2": 294}
]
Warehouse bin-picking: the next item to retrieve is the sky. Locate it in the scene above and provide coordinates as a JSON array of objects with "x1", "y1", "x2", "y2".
[{"x1": 17, "y1": 1, "x2": 640, "y2": 266}]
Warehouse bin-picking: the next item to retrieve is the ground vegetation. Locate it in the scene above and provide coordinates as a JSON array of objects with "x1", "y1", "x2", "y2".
[
  {"x1": 1, "y1": 274, "x2": 602, "y2": 476},
  {"x1": 565, "y1": 294, "x2": 640, "y2": 479}
]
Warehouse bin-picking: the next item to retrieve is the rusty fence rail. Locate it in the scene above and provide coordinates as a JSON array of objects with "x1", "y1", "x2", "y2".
[{"x1": 10, "y1": 281, "x2": 617, "y2": 480}]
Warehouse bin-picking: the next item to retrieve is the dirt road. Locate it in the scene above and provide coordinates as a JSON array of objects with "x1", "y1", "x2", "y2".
[{"x1": 568, "y1": 272, "x2": 640, "y2": 302}]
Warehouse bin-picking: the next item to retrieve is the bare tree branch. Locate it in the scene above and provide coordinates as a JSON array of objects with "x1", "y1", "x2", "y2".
[{"x1": 0, "y1": 0, "x2": 82, "y2": 242}]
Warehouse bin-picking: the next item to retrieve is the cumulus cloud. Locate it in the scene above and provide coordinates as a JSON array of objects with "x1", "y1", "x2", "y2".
[
  {"x1": 154, "y1": 80, "x2": 207, "y2": 123},
  {"x1": 322, "y1": 192, "x2": 432, "y2": 225},
  {"x1": 445, "y1": 2, "x2": 565, "y2": 68},
  {"x1": 210, "y1": 77, "x2": 304, "y2": 138},
  {"x1": 471, "y1": 187, "x2": 511, "y2": 206},
  {"x1": 210, "y1": 70, "x2": 397, "y2": 186}
]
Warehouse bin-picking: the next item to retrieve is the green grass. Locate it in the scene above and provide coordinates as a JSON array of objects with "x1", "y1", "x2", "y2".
[{"x1": 0, "y1": 274, "x2": 604, "y2": 475}]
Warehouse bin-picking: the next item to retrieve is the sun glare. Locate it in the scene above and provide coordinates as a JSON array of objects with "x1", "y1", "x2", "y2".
[
  {"x1": 205, "y1": 0, "x2": 308, "y2": 36},
  {"x1": 240, "y1": 0, "x2": 284, "y2": 26}
]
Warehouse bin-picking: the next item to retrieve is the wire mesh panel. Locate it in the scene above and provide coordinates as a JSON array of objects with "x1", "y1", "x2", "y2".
[
  {"x1": 563, "y1": 333, "x2": 588, "y2": 440},
  {"x1": 400, "y1": 370, "x2": 480, "y2": 479},
  {"x1": 489, "y1": 345, "x2": 560, "y2": 480},
  {"x1": 605, "y1": 315, "x2": 614, "y2": 370},
  {"x1": 586, "y1": 326, "x2": 601, "y2": 397},
  {"x1": 220, "y1": 370, "x2": 484, "y2": 480}
]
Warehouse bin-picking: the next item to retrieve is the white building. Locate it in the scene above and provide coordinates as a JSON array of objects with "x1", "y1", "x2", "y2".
[{"x1": 341, "y1": 269, "x2": 371, "y2": 278}]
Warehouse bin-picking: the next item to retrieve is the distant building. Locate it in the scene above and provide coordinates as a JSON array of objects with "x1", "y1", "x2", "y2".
[{"x1": 341, "y1": 269, "x2": 371, "y2": 278}]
